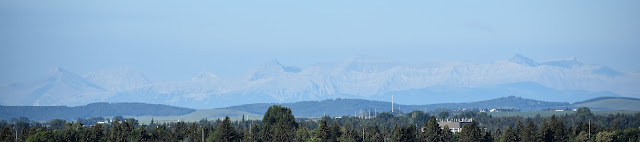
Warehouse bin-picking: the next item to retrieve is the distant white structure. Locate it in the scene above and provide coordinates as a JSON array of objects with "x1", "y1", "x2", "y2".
[
  {"x1": 555, "y1": 109, "x2": 564, "y2": 112},
  {"x1": 437, "y1": 118, "x2": 473, "y2": 133},
  {"x1": 490, "y1": 109, "x2": 498, "y2": 112}
]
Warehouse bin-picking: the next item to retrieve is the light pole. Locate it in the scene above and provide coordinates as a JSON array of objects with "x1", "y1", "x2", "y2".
[
  {"x1": 14, "y1": 126, "x2": 17, "y2": 142},
  {"x1": 198, "y1": 126, "x2": 204, "y2": 142},
  {"x1": 360, "y1": 125, "x2": 365, "y2": 141},
  {"x1": 14, "y1": 121, "x2": 17, "y2": 142}
]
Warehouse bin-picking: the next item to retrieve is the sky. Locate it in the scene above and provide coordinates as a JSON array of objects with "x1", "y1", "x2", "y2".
[{"x1": 1, "y1": 0, "x2": 639, "y2": 82}]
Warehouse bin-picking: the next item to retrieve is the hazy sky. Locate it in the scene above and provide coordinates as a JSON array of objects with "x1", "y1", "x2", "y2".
[{"x1": 1, "y1": 0, "x2": 639, "y2": 82}]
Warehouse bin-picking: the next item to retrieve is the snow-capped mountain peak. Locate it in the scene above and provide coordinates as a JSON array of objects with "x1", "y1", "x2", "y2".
[
  {"x1": 2, "y1": 55, "x2": 639, "y2": 109},
  {"x1": 47, "y1": 67, "x2": 103, "y2": 90},
  {"x1": 249, "y1": 60, "x2": 302, "y2": 81},
  {"x1": 507, "y1": 54, "x2": 539, "y2": 67},
  {"x1": 540, "y1": 57, "x2": 584, "y2": 68},
  {"x1": 192, "y1": 71, "x2": 220, "y2": 81},
  {"x1": 83, "y1": 67, "x2": 152, "y2": 91}
]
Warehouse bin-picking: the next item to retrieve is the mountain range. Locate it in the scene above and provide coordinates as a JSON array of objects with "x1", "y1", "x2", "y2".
[{"x1": 1, "y1": 54, "x2": 638, "y2": 109}]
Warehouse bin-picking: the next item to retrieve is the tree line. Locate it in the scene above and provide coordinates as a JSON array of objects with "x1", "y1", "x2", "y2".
[{"x1": 1, "y1": 106, "x2": 639, "y2": 142}]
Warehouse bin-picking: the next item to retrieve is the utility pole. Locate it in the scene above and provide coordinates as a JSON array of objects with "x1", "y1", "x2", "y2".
[
  {"x1": 361, "y1": 125, "x2": 365, "y2": 141},
  {"x1": 589, "y1": 119, "x2": 591, "y2": 141},
  {"x1": 392, "y1": 95, "x2": 394, "y2": 113},
  {"x1": 14, "y1": 121, "x2": 17, "y2": 142},
  {"x1": 202, "y1": 127, "x2": 204, "y2": 142}
]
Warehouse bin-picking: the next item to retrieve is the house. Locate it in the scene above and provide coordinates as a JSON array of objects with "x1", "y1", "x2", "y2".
[{"x1": 437, "y1": 118, "x2": 473, "y2": 133}]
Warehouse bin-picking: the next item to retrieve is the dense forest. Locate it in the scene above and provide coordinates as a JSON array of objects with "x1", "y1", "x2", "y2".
[{"x1": 1, "y1": 106, "x2": 639, "y2": 142}]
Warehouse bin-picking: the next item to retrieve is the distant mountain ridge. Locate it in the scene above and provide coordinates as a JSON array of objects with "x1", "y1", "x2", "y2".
[
  {"x1": 573, "y1": 97, "x2": 640, "y2": 104},
  {"x1": 1, "y1": 54, "x2": 638, "y2": 108},
  {"x1": 571, "y1": 97, "x2": 640, "y2": 111},
  {"x1": 0, "y1": 102, "x2": 195, "y2": 121},
  {"x1": 225, "y1": 96, "x2": 572, "y2": 117},
  {"x1": 2, "y1": 96, "x2": 637, "y2": 121}
]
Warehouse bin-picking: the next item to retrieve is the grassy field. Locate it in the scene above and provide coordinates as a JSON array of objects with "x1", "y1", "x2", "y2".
[
  {"x1": 126, "y1": 109, "x2": 263, "y2": 124},
  {"x1": 574, "y1": 99, "x2": 640, "y2": 111},
  {"x1": 482, "y1": 110, "x2": 639, "y2": 118},
  {"x1": 123, "y1": 109, "x2": 639, "y2": 124}
]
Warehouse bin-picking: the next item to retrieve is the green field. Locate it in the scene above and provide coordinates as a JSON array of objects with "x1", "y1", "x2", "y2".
[
  {"x1": 125, "y1": 108, "x2": 640, "y2": 124},
  {"x1": 125, "y1": 109, "x2": 263, "y2": 124},
  {"x1": 482, "y1": 110, "x2": 639, "y2": 118},
  {"x1": 574, "y1": 99, "x2": 640, "y2": 111}
]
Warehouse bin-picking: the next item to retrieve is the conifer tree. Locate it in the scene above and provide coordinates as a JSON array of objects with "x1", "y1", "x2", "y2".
[
  {"x1": 502, "y1": 126, "x2": 518, "y2": 142},
  {"x1": 316, "y1": 119, "x2": 330, "y2": 142},
  {"x1": 329, "y1": 122, "x2": 342, "y2": 141},
  {"x1": 521, "y1": 121, "x2": 538, "y2": 142},
  {"x1": 459, "y1": 121, "x2": 481, "y2": 142},
  {"x1": 442, "y1": 125, "x2": 453, "y2": 142},
  {"x1": 210, "y1": 116, "x2": 237, "y2": 142},
  {"x1": 421, "y1": 116, "x2": 442, "y2": 141}
]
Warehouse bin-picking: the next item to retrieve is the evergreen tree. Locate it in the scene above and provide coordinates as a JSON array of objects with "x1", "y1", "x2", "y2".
[
  {"x1": 515, "y1": 120, "x2": 523, "y2": 141},
  {"x1": 316, "y1": 119, "x2": 330, "y2": 142},
  {"x1": 49, "y1": 119, "x2": 66, "y2": 130},
  {"x1": 481, "y1": 130, "x2": 493, "y2": 142},
  {"x1": 459, "y1": 121, "x2": 481, "y2": 142},
  {"x1": 549, "y1": 115, "x2": 567, "y2": 141},
  {"x1": 294, "y1": 126, "x2": 311, "y2": 142},
  {"x1": 273, "y1": 119, "x2": 296, "y2": 142},
  {"x1": 0, "y1": 127, "x2": 15, "y2": 142},
  {"x1": 393, "y1": 125, "x2": 417, "y2": 142},
  {"x1": 260, "y1": 105, "x2": 297, "y2": 141},
  {"x1": 111, "y1": 118, "x2": 122, "y2": 142},
  {"x1": 421, "y1": 116, "x2": 442, "y2": 141},
  {"x1": 442, "y1": 125, "x2": 453, "y2": 142},
  {"x1": 328, "y1": 122, "x2": 342, "y2": 141},
  {"x1": 539, "y1": 118, "x2": 553, "y2": 142},
  {"x1": 520, "y1": 121, "x2": 538, "y2": 142},
  {"x1": 502, "y1": 126, "x2": 518, "y2": 142},
  {"x1": 210, "y1": 116, "x2": 237, "y2": 142}
]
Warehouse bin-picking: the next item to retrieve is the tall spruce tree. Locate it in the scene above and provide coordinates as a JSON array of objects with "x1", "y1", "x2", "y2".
[
  {"x1": 328, "y1": 122, "x2": 342, "y2": 141},
  {"x1": 210, "y1": 116, "x2": 237, "y2": 142},
  {"x1": 260, "y1": 105, "x2": 297, "y2": 141},
  {"x1": 550, "y1": 115, "x2": 567, "y2": 141},
  {"x1": 502, "y1": 126, "x2": 519, "y2": 142},
  {"x1": 442, "y1": 125, "x2": 453, "y2": 142},
  {"x1": 316, "y1": 119, "x2": 330, "y2": 142},
  {"x1": 459, "y1": 121, "x2": 481, "y2": 142},
  {"x1": 539, "y1": 118, "x2": 553, "y2": 142},
  {"x1": 421, "y1": 116, "x2": 442, "y2": 141},
  {"x1": 521, "y1": 121, "x2": 538, "y2": 142}
]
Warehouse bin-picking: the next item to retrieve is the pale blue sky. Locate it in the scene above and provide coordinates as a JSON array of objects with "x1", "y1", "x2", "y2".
[{"x1": 1, "y1": 0, "x2": 639, "y2": 82}]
